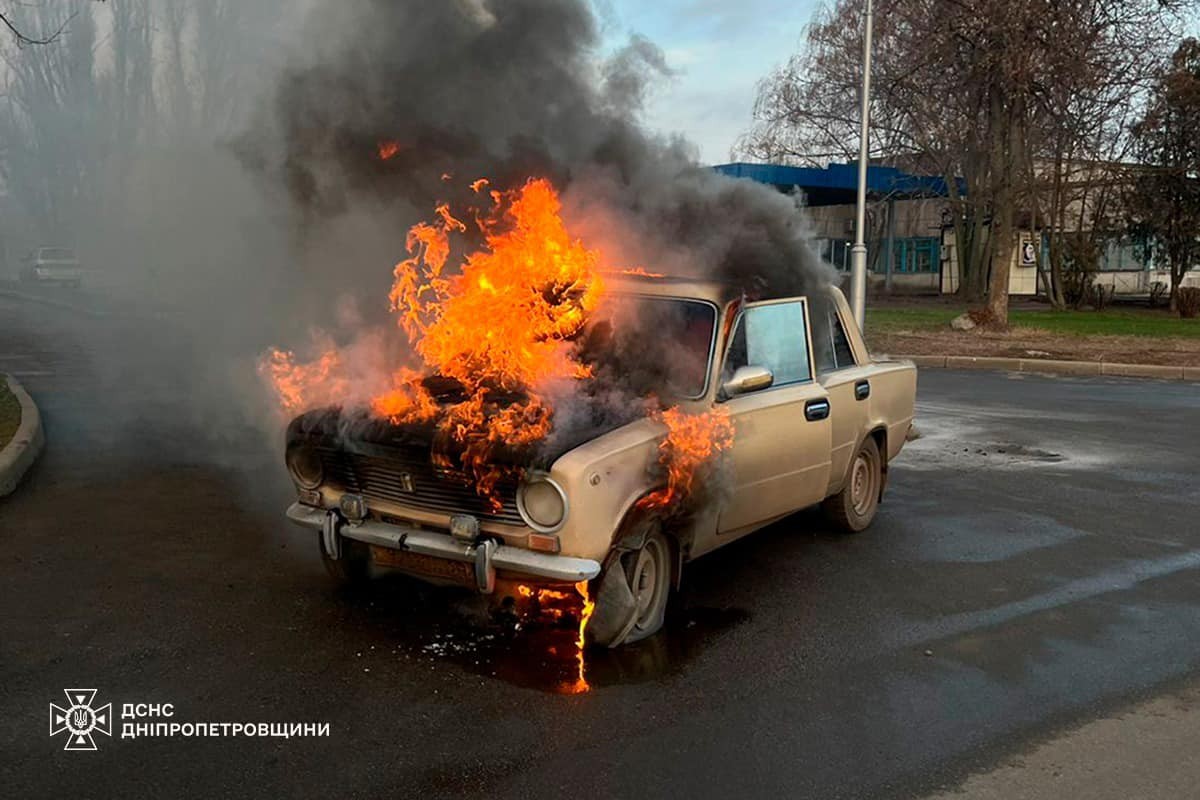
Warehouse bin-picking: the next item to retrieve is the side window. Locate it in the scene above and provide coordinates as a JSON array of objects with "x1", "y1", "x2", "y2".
[
  {"x1": 831, "y1": 311, "x2": 857, "y2": 369},
  {"x1": 724, "y1": 315, "x2": 748, "y2": 375},
  {"x1": 724, "y1": 300, "x2": 812, "y2": 387},
  {"x1": 813, "y1": 309, "x2": 837, "y2": 375}
]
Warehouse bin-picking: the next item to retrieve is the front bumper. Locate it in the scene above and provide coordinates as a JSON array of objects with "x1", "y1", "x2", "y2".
[
  {"x1": 35, "y1": 267, "x2": 82, "y2": 281},
  {"x1": 285, "y1": 502, "x2": 600, "y2": 592}
]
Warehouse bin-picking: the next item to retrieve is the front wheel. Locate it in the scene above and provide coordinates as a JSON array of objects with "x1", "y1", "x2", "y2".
[
  {"x1": 587, "y1": 524, "x2": 673, "y2": 648},
  {"x1": 621, "y1": 529, "x2": 672, "y2": 645},
  {"x1": 824, "y1": 436, "x2": 883, "y2": 533}
]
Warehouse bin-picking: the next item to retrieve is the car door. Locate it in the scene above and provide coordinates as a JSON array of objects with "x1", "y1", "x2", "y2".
[
  {"x1": 812, "y1": 295, "x2": 874, "y2": 495},
  {"x1": 714, "y1": 297, "x2": 833, "y2": 540}
]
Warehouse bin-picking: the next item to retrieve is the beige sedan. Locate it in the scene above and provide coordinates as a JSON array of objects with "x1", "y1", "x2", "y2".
[{"x1": 284, "y1": 277, "x2": 916, "y2": 646}]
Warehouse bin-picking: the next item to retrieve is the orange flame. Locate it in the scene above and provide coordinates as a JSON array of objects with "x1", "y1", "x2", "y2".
[
  {"x1": 262, "y1": 176, "x2": 734, "y2": 517},
  {"x1": 379, "y1": 178, "x2": 605, "y2": 503},
  {"x1": 514, "y1": 581, "x2": 594, "y2": 693},
  {"x1": 563, "y1": 579, "x2": 595, "y2": 694},
  {"x1": 377, "y1": 140, "x2": 403, "y2": 160},
  {"x1": 263, "y1": 178, "x2": 605, "y2": 507},
  {"x1": 259, "y1": 347, "x2": 347, "y2": 414},
  {"x1": 638, "y1": 406, "x2": 735, "y2": 510}
]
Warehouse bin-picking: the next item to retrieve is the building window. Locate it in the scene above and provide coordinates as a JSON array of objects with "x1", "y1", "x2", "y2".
[{"x1": 817, "y1": 237, "x2": 940, "y2": 273}]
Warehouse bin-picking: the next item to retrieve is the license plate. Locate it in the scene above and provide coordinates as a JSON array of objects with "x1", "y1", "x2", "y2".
[{"x1": 370, "y1": 546, "x2": 475, "y2": 585}]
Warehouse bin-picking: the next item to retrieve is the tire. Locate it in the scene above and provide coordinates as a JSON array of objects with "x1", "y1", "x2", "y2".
[
  {"x1": 617, "y1": 527, "x2": 673, "y2": 645},
  {"x1": 318, "y1": 534, "x2": 370, "y2": 585},
  {"x1": 824, "y1": 435, "x2": 883, "y2": 533}
]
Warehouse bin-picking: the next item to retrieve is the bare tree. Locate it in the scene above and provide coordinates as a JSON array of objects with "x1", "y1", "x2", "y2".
[
  {"x1": 0, "y1": 1, "x2": 99, "y2": 238},
  {"x1": 0, "y1": 0, "x2": 284, "y2": 244},
  {"x1": 739, "y1": 0, "x2": 1186, "y2": 324},
  {"x1": 157, "y1": 0, "x2": 280, "y2": 140},
  {"x1": 1126, "y1": 38, "x2": 1200, "y2": 312}
]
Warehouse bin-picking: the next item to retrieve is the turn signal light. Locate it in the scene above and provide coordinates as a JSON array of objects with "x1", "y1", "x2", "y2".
[
  {"x1": 450, "y1": 514, "x2": 480, "y2": 543},
  {"x1": 339, "y1": 494, "x2": 368, "y2": 521},
  {"x1": 527, "y1": 533, "x2": 560, "y2": 554}
]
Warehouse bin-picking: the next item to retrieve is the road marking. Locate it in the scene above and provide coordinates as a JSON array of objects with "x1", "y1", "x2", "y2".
[{"x1": 893, "y1": 548, "x2": 1200, "y2": 649}]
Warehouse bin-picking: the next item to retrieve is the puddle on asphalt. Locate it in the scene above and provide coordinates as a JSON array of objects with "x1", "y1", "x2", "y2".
[
  {"x1": 342, "y1": 575, "x2": 748, "y2": 694},
  {"x1": 904, "y1": 432, "x2": 1069, "y2": 470}
]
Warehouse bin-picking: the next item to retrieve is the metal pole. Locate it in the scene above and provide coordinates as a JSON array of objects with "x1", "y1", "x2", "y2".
[
  {"x1": 884, "y1": 195, "x2": 895, "y2": 294},
  {"x1": 849, "y1": 0, "x2": 874, "y2": 331}
]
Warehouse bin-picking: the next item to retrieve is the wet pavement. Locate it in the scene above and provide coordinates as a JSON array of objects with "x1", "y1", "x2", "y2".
[{"x1": 2, "y1": 291, "x2": 1199, "y2": 798}]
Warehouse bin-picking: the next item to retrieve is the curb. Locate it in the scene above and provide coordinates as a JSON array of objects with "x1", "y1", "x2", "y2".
[
  {"x1": 0, "y1": 286, "x2": 110, "y2": 318},
  {"x1": 0, "y1": 373, "x2": 45, "y2": 497},
  {"x1": 904, "y1": 355, "x2": 1199, "y2": 382}
]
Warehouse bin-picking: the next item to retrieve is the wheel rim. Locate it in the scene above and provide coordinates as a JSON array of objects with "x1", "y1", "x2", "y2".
[
  {"x1": 850, "y1": 449, "x2": 876, "y2": 517},
  {"x1": 630, "y1": 537, "x2": 668, "y2": 629}
]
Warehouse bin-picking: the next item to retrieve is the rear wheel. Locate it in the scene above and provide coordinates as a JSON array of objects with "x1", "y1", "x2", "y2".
[
  {"x1": 319, "y1": 534, "x2": 370, "y2": 585},
  {"x1": 824, "y1": 436, "x2": 883, "y2": 533}
]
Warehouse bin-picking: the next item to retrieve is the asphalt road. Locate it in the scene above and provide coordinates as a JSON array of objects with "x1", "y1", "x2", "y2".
[{"x1": 3, "y1": 288, "x2": 1199, "y2": 799}]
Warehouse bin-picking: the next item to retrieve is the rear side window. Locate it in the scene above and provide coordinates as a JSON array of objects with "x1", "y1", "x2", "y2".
[
  {"x1": 814, "y1": 307, "x2": 858, "y2": 375},
  {"x1": 831, "y1": 312, "x2": 856, "y2": 369},
  {"x1": 724, "y1": 300, "x2": 812, "y2": 387}
]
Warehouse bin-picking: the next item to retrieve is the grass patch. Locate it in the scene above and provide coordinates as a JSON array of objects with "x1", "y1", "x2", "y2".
[
  {"x1": 867, "y1": 307, "x2": 1200, "y2": 338},
  {"x1": 0, "y1": 380, "x2": 20, "y2": 451}
]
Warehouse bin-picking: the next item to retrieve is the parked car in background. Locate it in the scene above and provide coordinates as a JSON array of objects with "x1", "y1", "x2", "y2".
[{"x1": 20, "y1": 247, "x2": 82, "y2": 287}]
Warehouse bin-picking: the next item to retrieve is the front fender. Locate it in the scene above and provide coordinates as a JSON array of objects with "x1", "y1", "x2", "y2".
[{"x1": 546, "y1": 417, "x2": 664, "y2": 563}]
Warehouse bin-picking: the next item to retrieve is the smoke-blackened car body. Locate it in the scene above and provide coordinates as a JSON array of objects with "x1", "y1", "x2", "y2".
[{"x1": 283, "y1": 275, "x2": 916, "y2": 647}]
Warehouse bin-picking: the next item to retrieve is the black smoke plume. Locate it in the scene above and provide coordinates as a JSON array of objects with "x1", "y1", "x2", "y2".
[{"x1": 247, "y1": 0, "x2": 832, "y2": 300}]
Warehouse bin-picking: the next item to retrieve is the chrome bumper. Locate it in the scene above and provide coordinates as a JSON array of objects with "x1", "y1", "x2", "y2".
[{"x1": 285, "y1": 502, "x2": 600, "y2": 592}]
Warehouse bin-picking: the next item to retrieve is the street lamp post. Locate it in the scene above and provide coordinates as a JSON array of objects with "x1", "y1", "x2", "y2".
[{"x1": 849, "y1": 0, "x2": 874, "y2": 332}]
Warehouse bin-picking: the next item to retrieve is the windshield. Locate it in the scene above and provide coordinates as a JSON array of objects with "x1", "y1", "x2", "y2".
[
  {"x1": 576, "y1": 295, "x2": 717, "y2": 399},
  {"x1": 40, "y1": 248, "x2": 76, "y2": 260}
]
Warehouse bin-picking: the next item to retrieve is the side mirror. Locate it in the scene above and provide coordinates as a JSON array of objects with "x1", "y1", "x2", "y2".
[{"x1": 722, "y1": 365, "x2": 774, "y2": 397}]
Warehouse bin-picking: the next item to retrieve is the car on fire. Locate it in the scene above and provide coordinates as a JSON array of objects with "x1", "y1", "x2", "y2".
[{"x1": 283, "y1": 275, "x2": 916, "y2": 647}]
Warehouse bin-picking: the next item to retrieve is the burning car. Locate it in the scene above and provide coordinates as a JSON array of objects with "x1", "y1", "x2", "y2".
[{"x1": 272, "y1": 178, "x2": 916, "y2": 649}]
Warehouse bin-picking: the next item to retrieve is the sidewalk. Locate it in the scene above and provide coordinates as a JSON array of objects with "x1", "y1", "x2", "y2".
[{"x1": 924, "y1": 681, "x2": 1200, "y2": 799}]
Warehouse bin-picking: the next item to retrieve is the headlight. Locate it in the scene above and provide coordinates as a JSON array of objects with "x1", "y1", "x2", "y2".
[
  {"x1": 517, "y1": 474, "x2": 568, "y2": 533},
  {"x1": 286, "y1": 445, "x2": 324, "y2": 489}
]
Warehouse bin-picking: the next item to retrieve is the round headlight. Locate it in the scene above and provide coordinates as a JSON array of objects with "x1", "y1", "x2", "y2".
[
  {"x1": 517, "y1": 476, "x2": 568, "y2": 532},
  {"x1": 286, "y1": 445, "x2": 324, "y2": 489}
]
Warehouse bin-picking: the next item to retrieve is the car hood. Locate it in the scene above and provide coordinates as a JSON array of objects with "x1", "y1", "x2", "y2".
[{"x1": 286, "y1": 396, "x2": 647, "y2": 470}]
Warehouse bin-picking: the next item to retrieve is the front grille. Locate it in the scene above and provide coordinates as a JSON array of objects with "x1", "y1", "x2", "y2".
[{"x1": 317, "y1": 446, "x2": 524, "y2": 526}]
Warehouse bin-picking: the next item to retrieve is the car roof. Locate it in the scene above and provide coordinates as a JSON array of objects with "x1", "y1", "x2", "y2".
[{"x1": 602, "y1": 271, "x2": 740, "y2": 306}]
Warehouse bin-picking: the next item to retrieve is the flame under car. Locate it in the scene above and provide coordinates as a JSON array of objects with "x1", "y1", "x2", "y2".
[{"x1": 283, "y1": 275, "x2": 917, "y2": 648}]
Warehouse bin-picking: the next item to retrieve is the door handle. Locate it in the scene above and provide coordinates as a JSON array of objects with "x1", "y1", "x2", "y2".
[
  {"x1": 855, "y1": 380, "x2": 870, "y2": 401},
  {"x1": 804, "y1": 399, "x2": 830, "y2": 421}
]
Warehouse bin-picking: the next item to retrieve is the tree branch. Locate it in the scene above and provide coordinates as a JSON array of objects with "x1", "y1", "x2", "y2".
[{"x1": 0, "y1": 2, "x2": 104, "y2": 47}]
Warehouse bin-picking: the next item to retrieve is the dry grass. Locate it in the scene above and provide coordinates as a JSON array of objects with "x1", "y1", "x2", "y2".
[
  {"x1": 865, "y1": 305, "x2": 1200, "y2": 366},
  {"x1": 868, "y1": 325, "x2": 1200, "y2": 366},
  {"x1": 0, "y1": 380, "x2": 20, "y2": 450}
]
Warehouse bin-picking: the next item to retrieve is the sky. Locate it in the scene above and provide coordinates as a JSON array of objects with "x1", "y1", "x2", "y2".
[{"x1": 601, "y1": 0, "x2": 821, "y2": 165}]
